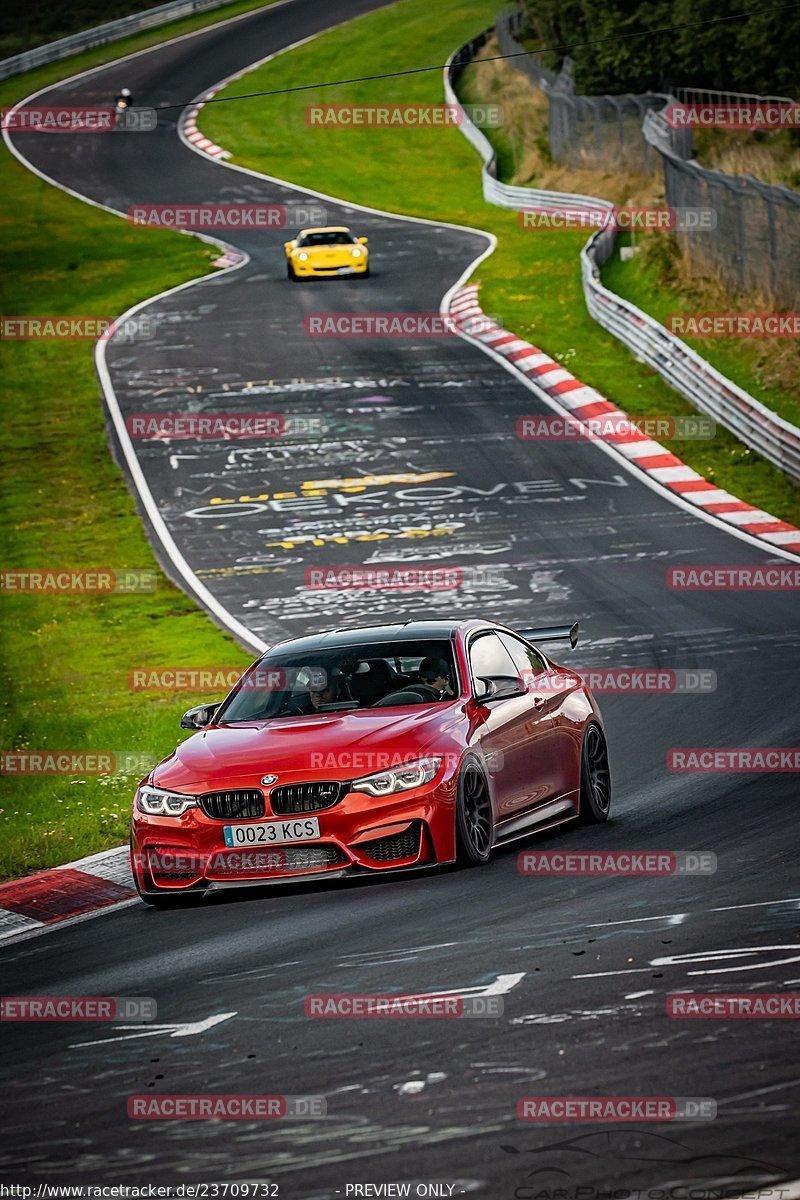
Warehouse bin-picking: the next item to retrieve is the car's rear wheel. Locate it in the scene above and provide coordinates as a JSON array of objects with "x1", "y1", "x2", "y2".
[
  {"x1": 456, "y1": 762, "x2": 493, "y2": 865},
  {"x1": 579, "y1": 722, "x2": 611, "y2": 822}
]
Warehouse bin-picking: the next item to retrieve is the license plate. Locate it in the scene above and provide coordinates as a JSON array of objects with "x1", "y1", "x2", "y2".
[
  {"x1": 337, "y1": 266, "x2": 355, "y2": 275},
  {"x1": 223, "y1": 818, "x2": 320, "y2": 846}
]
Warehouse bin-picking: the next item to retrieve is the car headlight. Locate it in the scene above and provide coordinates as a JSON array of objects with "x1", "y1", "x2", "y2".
[
  {"x1": 351, "y1": 248, "x2": 362, "y2": 258},
  {"x1": 297, "y1": 252, "x2": 309, "y2": 262},
  {"x1": 352, "y1": 757, "x2": 442, "y2": 797},
  {"x1": 136, "y1": 785, "x2": 197, "y2": 816}
]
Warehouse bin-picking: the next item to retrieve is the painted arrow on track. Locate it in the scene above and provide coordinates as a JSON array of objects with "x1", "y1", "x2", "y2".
[{"x1": 70, "y1": 1010, "x2": 237, "y2": 1048}]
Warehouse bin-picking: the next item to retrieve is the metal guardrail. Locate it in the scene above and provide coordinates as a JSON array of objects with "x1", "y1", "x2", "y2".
[
  {"x1": 444, "y1": 38, "x2": 800, "y2": 485},
  {"x1": 446, "y1": 38, "x2": 613, "y2": 221},
  {"x1": 0, "y1": 0, "x2": 237, "y2": 80},
  {"x1": 496, "y1": 8, "x2": 666, "y2": 172},
  {"x1": 497, "y1": 8, "x2": 800, "y2": 310},
  {"x1": 642, "y1": 107, "x2": 800, "y2": 307}
]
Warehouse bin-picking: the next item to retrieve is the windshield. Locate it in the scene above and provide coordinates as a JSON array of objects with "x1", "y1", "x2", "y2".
[
  {"x1": 297, "y1": 230, "x2": 356, "y2": 246},
  {"x1": 217, "y1": 639, "x2": 459, "y2": 723}
]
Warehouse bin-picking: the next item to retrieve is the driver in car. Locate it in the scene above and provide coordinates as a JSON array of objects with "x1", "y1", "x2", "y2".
[
  {"x1": 309, "y1": 675, "x2": 343, "y2": 711},
  {"x1": 375, "y1": 656, "x2": 452, "y2": 706},
  {"x1": 282, "y1": 668, "x2": 346, "y2": 715},
  {"x1": 414, "y1": 657, "x2": 452, "y2": 699}
]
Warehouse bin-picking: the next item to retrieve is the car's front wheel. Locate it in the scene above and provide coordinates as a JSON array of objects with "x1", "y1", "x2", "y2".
[
  {"x1": 287, "y1": 261, "x2": 297, "y2": 280},
  {"x1": 456, "y1": 761, "x2": 494, "y2": 865},
  {"x1": 579, "y1": 722, "x2": 611, "y2": 822}
]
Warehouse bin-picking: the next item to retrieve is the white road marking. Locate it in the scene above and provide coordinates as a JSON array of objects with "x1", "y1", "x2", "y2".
[
  {"x1": 724, "y1": 1184, "x2": 800, "y2": 1200},
  {"x1": 396, "y1": 973, "x2": 526, "y2": 1002},
  {"x1": 653, "y1": 945, "x2": 800, "y2": 976},
  {"x1": 575, "y1": 943, "x2": 800, "y2": 979},
  {"x1": 70, "y1": 1010, "x2": 237, "y2": 1048},
  {"x1": 587, "y1": 896, "x2": 800, "y2": 928}
]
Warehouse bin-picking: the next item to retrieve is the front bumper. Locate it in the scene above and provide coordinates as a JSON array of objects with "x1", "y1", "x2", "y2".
[
  {"x1": 289, "y1": 255, "x2": 368, "y2": 277},
  {"x1": 131, "y1": 777, "x2": 457, "y2": 895}
]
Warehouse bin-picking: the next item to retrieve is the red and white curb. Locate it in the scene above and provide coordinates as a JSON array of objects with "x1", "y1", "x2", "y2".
[
  {"x1": 181, "y1": 93, "x2": 230, "y2": 159},
  {"x1": 177, "y1": 33, "x2": 323, "y2": 164},
  {"x1": 178, "y1": 57, "x2": 261, "y2": 161},
  {"x1": 449, "y1": 284, "x2": 800, "y2": 557},
  {"x1": 0, "y1": 846, "x2": 134, "y2": 942}
]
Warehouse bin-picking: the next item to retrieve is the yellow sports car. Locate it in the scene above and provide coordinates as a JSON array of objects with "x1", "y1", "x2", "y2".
[{"x1": 284, "y1": 226, "x2": 369, "y2": 280}]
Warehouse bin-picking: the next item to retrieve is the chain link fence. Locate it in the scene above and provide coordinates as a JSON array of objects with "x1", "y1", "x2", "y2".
[
  {"x1": 496, "y1": 8, "x2": 666, "y2": 172},
  {"x1": 495, "y1": 7, "x2": 800, "y2": 305},
  {"x1": 445, "y1": 30, "x2": 800, "y2": 484},
  {"x1": 643, "y1": 106, "x2": 800, "y2": 307}
]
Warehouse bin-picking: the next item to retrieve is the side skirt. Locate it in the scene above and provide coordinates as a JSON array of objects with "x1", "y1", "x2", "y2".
[{"x1": 493, "y1": 795, "x2": 579, "y2": 847}]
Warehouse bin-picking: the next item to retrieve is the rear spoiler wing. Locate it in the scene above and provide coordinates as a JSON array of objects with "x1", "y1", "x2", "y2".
[{"x1": 516, "y1": 621, "x2": 579, "y2": 649}]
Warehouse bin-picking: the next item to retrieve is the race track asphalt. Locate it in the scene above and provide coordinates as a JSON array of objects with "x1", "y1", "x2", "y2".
[{"x1": 2, "y1": 0, "x2": 799, "y2": 1192}]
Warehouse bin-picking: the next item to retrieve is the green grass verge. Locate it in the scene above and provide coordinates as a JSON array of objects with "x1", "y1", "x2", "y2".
[
  {"x1": 0, "y1": 9, "x2": 287, "y2": 879},
  {"x1": 202, "y1": 0, "x2": 800, "y2": 528},
  {"x1": 602, "y1": 238, "x2": 800, "y2": 431}
]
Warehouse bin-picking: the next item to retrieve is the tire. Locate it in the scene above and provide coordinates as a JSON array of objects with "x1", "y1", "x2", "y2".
[
  {"x1": 362, "y1": 266, "x2": 370, "y2": 278},
  {"x1": 287, "y1": 262, "x2": 297, "y2": 280},
  {"x1": 456, "y1": 761, "x2": 494, "y2": 865},
  {"x1": 578, "y1": 722, "x2": 611, "y2": 823}
]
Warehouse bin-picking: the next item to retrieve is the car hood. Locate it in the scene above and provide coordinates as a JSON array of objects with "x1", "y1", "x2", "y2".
[{"x1": 151, "y1": 703, "x2": 464, "y2": 794}]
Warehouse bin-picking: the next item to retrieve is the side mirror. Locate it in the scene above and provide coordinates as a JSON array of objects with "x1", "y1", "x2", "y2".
[
  {"x1": 357, "y1": 236, "x2": 368, "y2": 244},
  {"x1": 180, "y1": 702, "x2": 220, "y2": 730},
  {"x1": 474, "y1": 675, "x2": 527, "y2": 703}
]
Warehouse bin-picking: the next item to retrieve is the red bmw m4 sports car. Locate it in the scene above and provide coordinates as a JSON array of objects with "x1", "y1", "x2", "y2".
[{"x1": 130, "y1": 619, "x2": 611, "y2": 905}]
